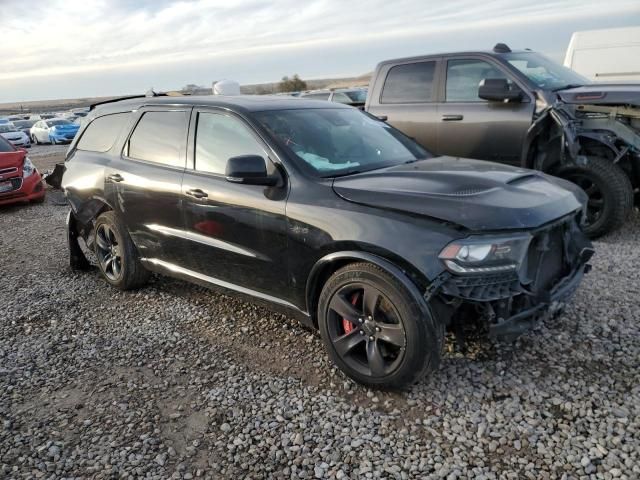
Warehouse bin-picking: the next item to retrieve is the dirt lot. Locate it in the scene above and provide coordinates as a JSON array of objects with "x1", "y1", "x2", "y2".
[{"x1": 0, "y1": 155, "x2": 638, "y2": 479}]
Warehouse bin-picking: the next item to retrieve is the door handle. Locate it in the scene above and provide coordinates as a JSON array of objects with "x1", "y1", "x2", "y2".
[
  {"x1": 107, "y1": 173, "x2": 124, "y2": 182},
  {"x1": 441, "y1": 114, "x2": 464, "y2": 121},
  {"x1": 186, "y1": 188, "x2": 208, "y2": 199}
]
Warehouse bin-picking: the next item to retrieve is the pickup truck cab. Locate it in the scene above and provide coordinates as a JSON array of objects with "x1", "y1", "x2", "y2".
[{"x1": 366, "y1": 44, "x2": 640, "y2": 238}]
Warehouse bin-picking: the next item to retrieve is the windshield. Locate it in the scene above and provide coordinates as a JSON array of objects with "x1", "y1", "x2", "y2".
[
  {"x1": 0, "y1": 137, "x2": 15, "y2": 152},
  {"x1": 0, "y1": 124, "x2": 18, "y2": 133},
  {"x1": 47, "y1": 119, "x2": 71, "y2": 127},
  {"x1": 503, "y1": 52, "x2": 588, "y2": 90},
  {"x1": 256, "y1": 108, "x2": 430, "y2": 177}
]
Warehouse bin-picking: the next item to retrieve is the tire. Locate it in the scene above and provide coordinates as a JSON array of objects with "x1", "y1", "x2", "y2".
[
  {"x1": 317, "y1": 262, "x2": 444, "y2": 389},
  {"x1": 556, "y1": 156, "x2": 633, "y2": 238},
  {"x1": 32, "y1": 134, "x2": 38, "y2": 145},
  {"x1": 93, "y1": 211, "x2": 150, "y2": 290},
  {"x1": 50, "y1": 137, "x2": 56, "y2": 145}
]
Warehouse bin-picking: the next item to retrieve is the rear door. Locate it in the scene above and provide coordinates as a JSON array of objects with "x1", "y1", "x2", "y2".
[
  {"x1": 366, "y1": 58, "x2": 441, "y2": 151},
  {"x1": 180, "y1": 108, "x2": 289, "y2": 296},
  {"x1": 437, "y1": 56, "x2": 535, "y2": 165},
  {"x1": 108, "y1": 107, "x2": 191, "y2": 265}
]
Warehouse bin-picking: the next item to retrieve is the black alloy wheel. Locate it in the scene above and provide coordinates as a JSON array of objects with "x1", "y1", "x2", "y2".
[
  {"x1": 325, "y1": 283, "x2": 406, "y2": 378},
  {"x1": 318, "y1": 262, "x2": 443, "y2": 389}
]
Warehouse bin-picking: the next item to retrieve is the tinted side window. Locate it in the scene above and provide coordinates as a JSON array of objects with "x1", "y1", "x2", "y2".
[
  {"x1": 381, "y1": 61, "x2": 436, "y2": 103},
  {"x1": 446, "y1": 59, "x2": 509, "y2": 102},
  {"x1": 77, "y1": 113, "x2": 130, "y2": 152},
  {"x1": 304, "y1": 93, "x2": 330, "y2": 100},
  {"x1": 195, "y1": 113, "x2": 267, "y2": 175},
  {"x1": 127, "y1": 111, "x2": 187, "y2": 167}
]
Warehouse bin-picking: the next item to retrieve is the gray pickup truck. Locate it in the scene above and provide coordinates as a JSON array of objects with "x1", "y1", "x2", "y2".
[{"x1": 366, "y1": 43, "x2": 639, "y2": 237}]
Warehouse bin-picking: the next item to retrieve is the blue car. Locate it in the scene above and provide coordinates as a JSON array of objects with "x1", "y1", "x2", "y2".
[{"x1": 31, "y1": 118, "x2": 80, "y2": 145}]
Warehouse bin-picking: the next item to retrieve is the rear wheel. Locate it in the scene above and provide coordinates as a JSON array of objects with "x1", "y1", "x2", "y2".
[
  {"x1": 318, "y1": 262, "x2": 443, "y2": 389},
  {"x1": 94, "y1": 211, "x2": 150, "y2": 290},
  {"x1": 556, "y1": 156, "x2": 633, "y2": 238}
]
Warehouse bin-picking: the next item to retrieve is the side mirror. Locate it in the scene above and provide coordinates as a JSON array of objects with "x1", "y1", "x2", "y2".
[
  {"x1": 478, "y1": 78, "x2": 523, "y2": 102},
  {"x1": 225, "y1": 155, "x2": 277, "y2": 186}
]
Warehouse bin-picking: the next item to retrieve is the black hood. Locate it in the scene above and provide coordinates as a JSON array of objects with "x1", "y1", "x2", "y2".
[
  {"x1": 556, "y1": 84, "x2": 640, "y2": 106},
  {"x1": 332, "y1": 157, "x2": 586, "y2": 231}
]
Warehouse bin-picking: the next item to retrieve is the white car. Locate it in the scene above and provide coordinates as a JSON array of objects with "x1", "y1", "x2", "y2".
[
  {"x1": 0, "y1": 123, "x2": 31, "y2": 148},
  {"x1": 30, "y1": 118, "x2": 78, "y2": 144}
]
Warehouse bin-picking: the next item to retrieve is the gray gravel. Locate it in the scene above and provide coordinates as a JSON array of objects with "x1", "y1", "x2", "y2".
[{"x1": 1, "y1": 193, "x2": 638, "y2": 479}]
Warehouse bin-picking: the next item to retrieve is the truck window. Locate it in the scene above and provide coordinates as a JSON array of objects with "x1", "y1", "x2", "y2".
[
  {"x1": 77, "y1": 113, "x2": 130, "y2": 152},
  {"x1": 195, "y1": 113, "x2": 268, "y2": 175},
  {"x1": 446, "y1": 59, "x2": 509, "y2": 102},
  {"x1": 126, "y1": 111, "x2": 187, "y2": 168},
  {"x1": 381, "y1": 61, "x2": 436, "y2": 104}
]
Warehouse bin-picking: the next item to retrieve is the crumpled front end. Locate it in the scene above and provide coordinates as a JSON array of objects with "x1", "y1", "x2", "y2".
[{"x1": 429, "y1": 211, "x2": 594, "y2": 342}]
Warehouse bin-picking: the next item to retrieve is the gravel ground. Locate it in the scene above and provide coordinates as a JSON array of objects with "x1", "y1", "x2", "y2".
[{"x1": 0, "y1": 171, "x2": 638, "y2": 479}]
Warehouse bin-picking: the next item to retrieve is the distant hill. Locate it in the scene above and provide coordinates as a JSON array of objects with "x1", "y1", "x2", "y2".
[{"x1": 0, "y1": 74, "x2": 372, "y2": 115}]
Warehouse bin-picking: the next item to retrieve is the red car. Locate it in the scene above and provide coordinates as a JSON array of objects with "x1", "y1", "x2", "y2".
[{"x1": 0, "y1": 136, "x2": 45, "y2": 206}]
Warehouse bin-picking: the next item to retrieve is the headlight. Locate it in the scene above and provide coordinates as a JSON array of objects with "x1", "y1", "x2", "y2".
[
  {"x1": 439, "y1": 234, "x2": 531, "y2": 274},
  {"x1": 23, "y1": 157, "x2": 35, "y2": 178}
]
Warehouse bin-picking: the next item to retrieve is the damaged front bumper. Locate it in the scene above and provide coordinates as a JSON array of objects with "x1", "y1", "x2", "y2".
[{"x1": 429, "y1": 212, "x2": 594, "y2": 342}]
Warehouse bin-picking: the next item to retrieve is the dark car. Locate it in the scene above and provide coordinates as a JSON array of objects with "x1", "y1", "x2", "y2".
[
  {"x1": 366, "y1": 44, "x2": 640, "y2": 238},
  {"x1": 57, "y1": 95, "x2": 593, "y2": 389}
]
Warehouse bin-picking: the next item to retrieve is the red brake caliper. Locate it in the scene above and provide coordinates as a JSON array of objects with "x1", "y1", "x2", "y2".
[{"x1": 342, "y1": 292, "x2": 360, "y2": 334}]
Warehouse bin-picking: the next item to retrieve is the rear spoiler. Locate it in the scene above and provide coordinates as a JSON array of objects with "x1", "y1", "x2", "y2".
[{"x1": 89, "y1": 90, "x2": 185, "y2": 110}]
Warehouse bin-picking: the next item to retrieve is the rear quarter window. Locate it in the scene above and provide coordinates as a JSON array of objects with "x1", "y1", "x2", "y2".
[
  {"x1": 381, "y1": 61, "x2": 436, "y2": 104},
  {"x1": 76, "y1": 113, "x2": 130, "y2": 152}
]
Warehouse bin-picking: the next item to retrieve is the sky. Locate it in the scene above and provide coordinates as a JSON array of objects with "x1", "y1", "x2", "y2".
[{"x1": 1, "y1": 0, "x2": 639, "y2": 103}]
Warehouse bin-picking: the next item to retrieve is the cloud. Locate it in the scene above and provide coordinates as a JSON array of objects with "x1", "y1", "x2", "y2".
[{"x1": 1, "y1": 0, "x2": 639, "y2": 101}]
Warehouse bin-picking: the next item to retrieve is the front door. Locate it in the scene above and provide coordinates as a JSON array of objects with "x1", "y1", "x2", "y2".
[
  {"x1": 180, "y1": 109, "x2": 289, "y2": 297},
  {"x1": 437, "y1": 57, "x2": 535, "y2": 165},
  {"x1": 109, "y1": 108, "x2": 191, "y2": 265}
]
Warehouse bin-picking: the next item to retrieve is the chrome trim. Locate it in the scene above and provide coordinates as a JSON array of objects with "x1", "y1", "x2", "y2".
[
  {"x1": 145, "y1": 223, "x2": 269, "y2": 260},
  {"x1": 140, "y1": 257, "x2": 300, "y2": 311},
  {"x1": 0, "y1": 167, "x2": 18, "y2": 176}
]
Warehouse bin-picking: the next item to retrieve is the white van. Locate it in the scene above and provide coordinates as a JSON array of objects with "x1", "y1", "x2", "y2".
[{"x1": 564, "y1": 26, "x2": 640, "y2": 82}]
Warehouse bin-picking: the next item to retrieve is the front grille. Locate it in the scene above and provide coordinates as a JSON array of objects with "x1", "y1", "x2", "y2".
[
  {"x1": 0, "y1": 178, "x2": 23, "y2": 195},
  {"x1": 0, "y1": 167, "x2": 18, "y2": 176}
]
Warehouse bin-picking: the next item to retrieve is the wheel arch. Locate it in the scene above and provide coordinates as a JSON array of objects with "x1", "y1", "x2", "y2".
[{"x1": 305, "y1": 250, "x2": 431, "y2": 328}]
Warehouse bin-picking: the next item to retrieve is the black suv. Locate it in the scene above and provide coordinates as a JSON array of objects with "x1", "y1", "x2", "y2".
[
  {"x1": 366, "y1": 44, "x2": 640, "y2": 238},
  {"x1": 60, "y1": 95, "x2": 593, "y2": 389}
]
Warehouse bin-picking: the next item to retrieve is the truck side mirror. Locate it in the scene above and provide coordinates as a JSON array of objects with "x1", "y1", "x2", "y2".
[
  {"x1": 478, "y1": 78, "x2": 523, "y2": 102},
  {"x1": 225, "y1": 155, "x2": 278, "y2": 186}
]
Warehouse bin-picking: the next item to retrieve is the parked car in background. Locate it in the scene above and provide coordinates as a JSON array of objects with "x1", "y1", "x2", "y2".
[
  {"x1": 11, "y1": 120, "x2": 36, "y2": 138},
  {"x1": 57, "y1": 95, "x2": 593, "y2": 388},
  {"x1": 301, "y1": 88, "x2": 368, "y2": 107},
  {"x1": 366, "y1": 43, "x2": 640, "y2": 238},
  {"x1": 30, "y1": 118, "x2": 80, "y2": 144},
  {"x1": 29, "y1": 113, "x2": 56, "y2": 121},
  {"x1": 564, "y1": 26, "x2": 640, "y2": 82},
  {"x1": 0, "y1": 136, "x2": 44, "y2": 206},
  {"x1": 0, "y1": 119, "x2": 11, "y2": 125},
  {"x1": 0, "y1": 123, "x2": 31, "y2": 148}
]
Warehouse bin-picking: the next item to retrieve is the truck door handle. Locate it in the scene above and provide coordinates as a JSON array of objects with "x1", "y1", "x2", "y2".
[
  {"x1": 441, "y1": 114, "x2": 464, "y2": 121},
  {"x1": 186, "y1": 188, "x2": 208, "y2": 199},
  {"x1": 107, "y1": 173, "x2": 124, "y2": 182}
]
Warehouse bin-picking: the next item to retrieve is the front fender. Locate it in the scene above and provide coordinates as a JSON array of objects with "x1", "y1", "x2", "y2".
[{"x1": 305, "y1": 250, "x2": 432, "y2": 325}]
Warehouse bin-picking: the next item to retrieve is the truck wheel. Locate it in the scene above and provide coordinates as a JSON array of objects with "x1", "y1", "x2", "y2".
[
  {"x1": 94, "y1": 211, "x2": 150, "y2": 290},
  {"x1": 556, "y1": 156, "x2": 633, "y2": 238},
  {"x1": 317, "y1": 262, "x2": 443, "y2": 389}
]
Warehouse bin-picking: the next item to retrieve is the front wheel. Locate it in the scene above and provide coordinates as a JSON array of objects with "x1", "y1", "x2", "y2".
[
  {"x1": 94, "y1": 211, "x2": 150, "y2": 290},
  {"x1": 32, "y1": 134, "x2": 38, "y2": 145},
  {"x1": 556, "y1": 156, "x2": 633, "y2": 238},
  {"x1": 318, "y1": 262, "x2": 443, "y2": 389}
]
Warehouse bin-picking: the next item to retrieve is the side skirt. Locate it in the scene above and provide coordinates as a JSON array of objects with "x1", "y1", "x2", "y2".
[{"x1": 140, "y1": 257, "x2": 314, "y2": 328}]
